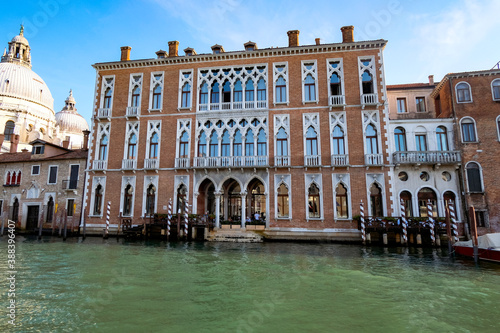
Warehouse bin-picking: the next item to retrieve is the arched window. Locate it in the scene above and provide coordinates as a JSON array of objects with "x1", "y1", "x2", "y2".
[
  {"x1": 131, "y1": 86, "x2": 140, "y2": 107},
  {"x1": 127, "y1": 134, "x2": 137, "y2": 159},
  {"x1": 104, "y1": 88, "x2": 112, "y2": 108},
  {"x1": 443, "y1": 191, "x2": 456, "y2": 216},
  {"x1": 123, "y1": 184, "x2": 133, "y2": 216},
  {"x1": 179, "y1": 131, "x2": 189, "y2": 158},
  {"x1": 199, "y1": 83, "x2": 209, "y2": 105},
  {"x1": 436, "y1": 126, "x2": 449, "y2": 151},
  {"x1": 209, "y1": 131, "x2": 218, "y2": 157},
  {"x1": 233, "y1": 130, "x2": 242, "y2": 156},
  {"x1": 418, "y1": 188, "x2": 437, "y2": 217},
  {"x1": 149, "y1": 133, "x2": 159, "y2": 159},
  {"x1": 146, "y1": 184, "x2": 156, "y2": 216},
  {"x1": 456, "y1": 82, "x2": 471, "y2": 102},
  {"x1": 276, "y1": 128, "x2": 287, "y2": 157},
  {"x1": 466, "y1": 162, "x2": 483, "y2": 192},
  {"x1": 362, "y1": 70, "x2": 373, "y2": 94},
  {"x1": 222, "y1": 80, "x2": 231, "y2": 103},
  {"x1": 394, "y1": 127, "x2": 406, "y2": 152},
  {"x1": 245, "y1": 130, "x2": 254, "y2": 156},
  {"x1": 306, "y1": 126, "x2": 318, "y2": 156},
  {"x1": 210, "y1": 82, "x2": 220, "y2": 104},
  {"x1": 400, "y1": 191, "x2": 413, "y2": 217},
  {"x1": 277, "y1": 184, "x2": 289, "y2": 218},
  {"x1": 276, "y1": 76, "x2": 286, "y2": 103},
  {"x1": 245, "y1": 80, "x2": 254, "y2": 102},
  {"x1": 46, "y1": 196, "x2": 54, "y2": 223},
  {"x1": 257, "y1": 78, "x2": 266, "y2": 101},
  {"x1": 152, "y1": 84, "x2": 162, "y2": 109},
  {"x1": 181, "y1": 83, "x2": 191, "y2": 108},
  {"x1": 308, "y1": 183, "x2": 320, "y2": 218},
  {"x1": 12, "y1": 198, "x2": 19, "y2": 222},
  {"x1": 304, "y1": 74, "x2": 316, "y2": 101},
  {"x1": 99, "y1": 135, "x2": 108, "y2": 160},
  {"x1": 497, "y1": 116, "x2": 500, "y2": 141},
  {"x1": 233, "y1": 80, "x2": 243, "y2": 102},
  {"x1": 335, "y1": 183, "x2": 348, "y2": 218},
  {"x1": 15, "y1": 171, "x2": 21, "y2": 185},
  {"x1": 257, "y1": 129, "x2": 266, "y2": 156},
  {"x1": 93, "y1": 185, "x2": 103, "y2": 215},
  {"x1": 5, "y1": 172, "x2": 11, "y2": 185},
  {"x1": 4, "y1": 121, "x2": 15, "y2": 141},
  {"x1": 221, "y1": 130, "x2": 230, "y2": 157},
  {"x1": 332, "y1": 125, "x2": 345, "y2": 155},
  {"x1": 198, "y1": 132, "x2": 207, "y2": 157},
  {"x1": 461, "y1": 118, "x2": 477, "y2": 142},
  {"x1": 365, "y1": 124, "x2": 378, "y2": 154},
  {"x1": 369, "y1": 183, "x2": 383, "y2": 217},
  {"x1": 330, "y1": 73, "x2": 341, "y2": 96},
  {"x1": 492, "y1": 79, "x2": 500, "y2": 101}
]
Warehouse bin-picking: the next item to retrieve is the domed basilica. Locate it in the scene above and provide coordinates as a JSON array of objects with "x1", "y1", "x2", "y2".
[{"x1": 0, "y1": 26, "x2": 88, "y2": 152}]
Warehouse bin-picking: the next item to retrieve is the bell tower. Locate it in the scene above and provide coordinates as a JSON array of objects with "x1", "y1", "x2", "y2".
[{"x1": 1, "y1": 24, "x2": 32, "y2": 69}]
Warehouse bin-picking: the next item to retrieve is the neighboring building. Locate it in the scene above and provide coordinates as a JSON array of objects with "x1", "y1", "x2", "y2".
[
  {"x1": 0, "y1": 138, "x2": 88, "y2": 231},
  {"x1": 431, "y1": 69, "x2": 500, "y2": 234},
  {"x1": 83, "y1": 26, "x2": 392, "y2": 238},
  {"x1": 0, "y1": 26, "x2": 88, "y2": 152},
  {"x1": 387, "y1": 77, "x2": 463, "y2": 224}
]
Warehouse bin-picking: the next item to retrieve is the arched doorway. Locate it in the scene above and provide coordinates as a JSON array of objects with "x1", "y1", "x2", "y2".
[
  {"x1": 197, "y1": 179, "x2": 216, "y2": 216},
  {"x1": 443, "y1": 191, "x2": 457, "y2": 218},
  {"x1": 418, "y1": 187, "x2": 438, "y2": 217},
  {"x1": 221, "y1": 178, "x2": 241, "y2": 222},
  {"x1": 400, "y1": 191, "x2": 413, "y2": 217},
  {"x1": 176, "y1": 184, "x2": 187, "y2": 214},
  {"x1": 247, "y1": 178, "x2": 266, "y2": 221}
]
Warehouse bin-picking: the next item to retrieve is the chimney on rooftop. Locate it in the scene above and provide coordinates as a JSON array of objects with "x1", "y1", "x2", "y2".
[
  {"x1": 315, "y1": 38, "x2": 321, "y2": 45},
  {"x1": 287, "y1": 30, "x2": 300, "y2": 47},
  {"x1": 340, "y1": 26, "x2": 354, "y2": 43},
  {"x1": 120, "y1": 46, "x2": 131, "y2": 61},
  {"x1": 9, "y1": 134, "x2": 19, "y2": 153},
  {"x1": 82, "y1": 130, "x2": 90, "y2": 150},
  {"x1": 168, "y1": 41, "x2": 179, "y2": 57},
  {"x1": 428, "y1": 75, "x2": 435, "y2": 85}
]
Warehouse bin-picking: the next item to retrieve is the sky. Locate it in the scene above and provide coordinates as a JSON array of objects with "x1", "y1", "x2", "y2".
[{"x1": 1, "y1": 0, "x2": 500, "y2": 124}]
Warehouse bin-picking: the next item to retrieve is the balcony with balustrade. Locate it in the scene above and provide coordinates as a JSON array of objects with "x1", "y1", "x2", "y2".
[
  {"x1": 329, "y1": 95, "x2": 346, "y2": 108},
  {"x1": 122, "y1": 159, "x2": 137, "y2": 170},
  {"x1": 393, "y1": 151, "x2": 461, "y2": 166},
  {"x1": 365, "y1": 154, "x2": 384, "y2": 166},
  {"x1": 198, "y1": 100, "x2": 267, "y2": 112},
  {"x1": 193, "y1": 156, "x2": 268, "y2": 168},
  {"x1": 144, "y1": 158, "x2": 159, "y2": 170},
  {"x1": 361, "y1": 94, "x2": 378, "y2": 108},
  {"x1": 175, "y1": 158, "x2": 190, "y2": 168},
  {"x1": 97, "y1": 108, "x2": 112, "y2": 121},
  {"x1": 92, "y1": 160, "x2": 107, "y2": 171},
  {"x1": 274, "y1": 156, "x2": 290, "y2": 167},
  {"x1": 126, "y1": 106, "x2": 140, "y2": 118},
  {"x1": 305, "y1": 155, "x2": 321, "y2": 167},
  {"x1": 331, "y1": 154, "x2": 349, "y2": 167}
]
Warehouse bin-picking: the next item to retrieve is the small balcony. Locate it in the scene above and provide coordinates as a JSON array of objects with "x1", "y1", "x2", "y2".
[
  {"x1": 305, "y1": 155, "x2": 321, "y2": 167},
  {"x1": 275, "y1": 156, "x2": 290, "y2": 167},
  {"x1": 92, "y1": 160, "x2": 107, "y2": 171},
  {"x1": 198, "y1": 100, "x2": 267, "y2": 112},
  {"x1": 126, "y1": 106, "x2": 140, "y2": 118},
  {"x1": 97, "y1": 108, "x2": 112, "y2": 120},
  {"x1": 365, "y1": 154, "x2": 384, "y2": 166},
  {"x1": 361, "y1": 94, "x2": 378, "y2": 107},
  {"x1": 331, "y1": 154, "x2": 349, "y2": 167},
  {"x1": 122, "y1": 159, "x2": 137, "y2": 170},
  {"x1": 193, "y1": 156, "x2": 268, "y2": 168},
  {"x1": 393, "y1": 151, "x2": 461, "y2": 165},
  {"x1": 329, "y1": 95, "x2": 346, "y2": 107},
  {"x1": 175, "y1": 158, "x2": 190, "y2": 168},
  {"x1": 144, "y1": 158, "x2": 159, "y2": 170},
  {"x1": 62, "y1": 179, "x2": 78, "y2": 190}
]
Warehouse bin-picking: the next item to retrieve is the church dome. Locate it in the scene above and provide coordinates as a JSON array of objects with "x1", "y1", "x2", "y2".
[
  {"x1": 55, "y1": 90, "x2": 89, "y2": 134},
  {"x1": 11, "y1": 34, "x2": 29, "y2": 46}
]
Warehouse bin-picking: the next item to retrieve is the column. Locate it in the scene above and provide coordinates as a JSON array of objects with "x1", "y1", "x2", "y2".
[
  {"x1": 241, "y1": 191, "x2": 247, "y2": 228},
  {"x1": 215, "y1": 192, "x2": 221, "y2": 228}
]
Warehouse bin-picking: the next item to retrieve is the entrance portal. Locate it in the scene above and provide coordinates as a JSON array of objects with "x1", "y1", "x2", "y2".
[{"x1": 26, "y1": 205, "x2": 39, "y2": 230}]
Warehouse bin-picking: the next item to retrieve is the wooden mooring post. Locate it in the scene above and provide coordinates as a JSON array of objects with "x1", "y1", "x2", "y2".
[
  {"x1": 37, "y1": 208, "x2": 44, "y2": 240},
  {"x1": 360, "y1": 201, "x2": 366, "y2": 245},
  {"x1": 469, "y1": 206, "x2": 479, "y2": 263},
  {"x1": 445, "y1": 204, "x2": 453, "y2": 256},
  {"x1": 63, "y1": 208, "x2": 68, "y2": 241},
  {"x1": 103, "y1": 201, "x2": 110, "y2": 239}
]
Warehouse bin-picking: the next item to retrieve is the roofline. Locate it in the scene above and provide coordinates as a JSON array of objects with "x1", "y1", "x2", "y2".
[
  {"x1": 29, "y1": 139, "x2": 72, "y2": 152},
  {"x1": 386, "y1": 84, "x2": 436, "y2": 91},
  {"x1": 431, "y1": 69, "x2": 500, "y2": 98},
  {"x1": 92, "y1": 39, "x2": 388, "y2": 71}
]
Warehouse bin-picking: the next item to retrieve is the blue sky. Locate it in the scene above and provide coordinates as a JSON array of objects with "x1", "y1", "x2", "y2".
[{"x1": 2, "y1": 0, "x2": 500, "y2": 123}]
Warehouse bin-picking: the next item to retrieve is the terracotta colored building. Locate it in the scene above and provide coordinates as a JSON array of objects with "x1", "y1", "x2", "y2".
[
  {"x1": 83, "y1": 26, "x2": 393, "y2": 239},
  {"x1": 431, "y1": 69, "x2": 500, "y2": 234}
]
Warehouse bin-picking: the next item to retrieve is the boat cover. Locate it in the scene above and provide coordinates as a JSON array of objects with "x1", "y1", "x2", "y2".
[{"x1": 454, "y1": 233, "x2": 500, "y2": 249}]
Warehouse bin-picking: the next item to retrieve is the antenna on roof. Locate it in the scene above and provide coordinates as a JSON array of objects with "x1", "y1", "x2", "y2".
[{"x1": 493, "y1": 61, "x2": 500, "y2": 70}]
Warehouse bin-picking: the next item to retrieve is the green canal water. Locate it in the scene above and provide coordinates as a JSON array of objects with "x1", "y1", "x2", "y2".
[{"x1": 1, "y1": 236, "x2": 500, "y2": 333}]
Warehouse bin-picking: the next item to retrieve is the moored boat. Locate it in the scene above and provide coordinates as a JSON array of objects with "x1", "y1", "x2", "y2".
[{"x1": 453, "y1": 233, "x2": 500, "y2": 263}]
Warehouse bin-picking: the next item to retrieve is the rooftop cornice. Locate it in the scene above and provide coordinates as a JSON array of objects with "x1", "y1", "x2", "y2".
[
  {"x1": 92, "y1": 39, "x2": 387, "y2": 71},
  {"x1": 431, "y1": 69, "x2": 500, "y2": 97}
]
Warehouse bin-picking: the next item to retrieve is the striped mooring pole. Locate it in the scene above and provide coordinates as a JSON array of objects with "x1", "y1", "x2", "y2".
[
  {"x1": 449, "y1": 199, "x2": 459, "y2": 243},
  {"x1": 104, "y1": 201, "x2": 110, "y2": 239},
  {"x1": 427, "y1": 199, "x2": 435, "y2": 245},
  {"x1": 167, "y1": 198, "x2": 172, "y2": 237},
  {"x1": 400, "y1": 198, "x2": 408, "y2": 244},
  {"x1": 360, "y1": 200, "x2": 366, "y2": 245},
  {"x1": 184, "y1": 198, "x2": 189, "y2": 239}
]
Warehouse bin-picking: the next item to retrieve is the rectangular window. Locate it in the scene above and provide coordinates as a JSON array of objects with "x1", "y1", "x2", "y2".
[
  {"x1": 48, "y1": 166, "x2": 58, "y2": 184},
  {"x1": 475, "y1": 211, "x2": 487, "y2": 228},
  {"x1": 32, "y1": 165, "x2": 40, "y2": 175},
  {"x1": 415, "y1": 134, "x2": 427, "y2": 151},
  {"x1": 273, "y1": 63, "x2": 288, "y2": 104},
  {"x1": 67, "y1": 199, "x2": 75, "y2": 217},
  {"x1": 461, "y1": 123, "x2": 476, "y2": 142},
  {"x1": 302, "y1": 61, "x2": 317, "y2": 103},
  {"x1": 0, "y1": 200, "x2": 3, "y2": 216},
  {"x1": 179, "y1": 70, "x2": 193, "y2": 108},
  {"x1": 397, "y1": 98, "x2": 407, "y2": 113},
  {"x1": 149, "y1": 72, "x2": 164, "y2": 111},
  {"x1": 416, "y1": 97, "x2": 426, "y2": 112},
  {"x1": 32, "y1": 145, "x2": 44, "y2": 155}
]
